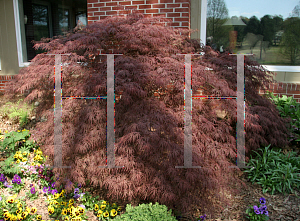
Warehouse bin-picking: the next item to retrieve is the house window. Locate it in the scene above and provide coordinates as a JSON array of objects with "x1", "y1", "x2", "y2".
[{"x1": 17, "y1": 0, "x2": 87, "y2": 63}]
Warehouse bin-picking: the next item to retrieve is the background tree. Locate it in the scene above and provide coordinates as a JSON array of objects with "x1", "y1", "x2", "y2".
[
  {"x1": 245, "y1": 16, "x2": 261, "y2": 35},
  {"x1": 206, "y1": 0, "x2": 231, "y2": 49},
  {"x1": 235, "y1": 16, "x2": 248, "y2": 45},
  {"x1": 260, "y1": 15, "x2": 275, "y2": 45},
  {"x1": 4, "y1": 13, "x2": 291, "y2": 219},
  {"x1": 280, "y1": 16, "x2": 300, "y2": 64},
  {"x1": 291, "y1": 1, "x2": 300, "y2": 17}
]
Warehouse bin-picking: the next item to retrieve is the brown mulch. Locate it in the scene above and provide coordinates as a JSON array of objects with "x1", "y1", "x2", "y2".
[{"x1": 1, "y1": 93, "x2": 300, "y2": 220}]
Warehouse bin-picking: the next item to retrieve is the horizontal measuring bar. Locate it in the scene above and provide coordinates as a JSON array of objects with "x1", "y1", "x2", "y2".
[
  {"x1": 61, "y1": 96, "x2": 107, "y2": 99},
  {"x1": 192, "y1": 96, "x2": 237, "y2": 99}
]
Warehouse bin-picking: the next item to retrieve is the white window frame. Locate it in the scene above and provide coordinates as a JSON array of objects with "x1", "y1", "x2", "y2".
[
  {"x1": 13, "y1": 0, "x2": 53, "y2": 66},
  {"x1": 13, "y1": 0, "x2": 30, "y2": 67}
]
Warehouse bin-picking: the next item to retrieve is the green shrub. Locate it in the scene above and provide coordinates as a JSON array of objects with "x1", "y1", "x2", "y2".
[
  {"x1": 113, "y1": 202, "x2": 177, "y2": 221},
  {"x1": 265, "y1": 91, "x2": 300, "y2": 142}
]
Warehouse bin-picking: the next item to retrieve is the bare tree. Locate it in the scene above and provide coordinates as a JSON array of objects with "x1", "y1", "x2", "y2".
[{"x1": 206, "y1": 0, "x2": 230, "y2": 49}]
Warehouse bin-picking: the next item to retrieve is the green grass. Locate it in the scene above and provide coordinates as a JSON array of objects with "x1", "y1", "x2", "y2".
[{"x1": 236, "y1": 45, "x2": 300, "y2": 65}]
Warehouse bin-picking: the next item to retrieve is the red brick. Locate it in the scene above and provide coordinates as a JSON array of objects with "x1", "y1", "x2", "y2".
[
  {"x1": 146, "y1": 0, "x2": 159, "y2": 3},
  {"x1": 97, "y1": 0, "x2": 112, "y2": 2},
  {"x1": 167, "y1": 3, "x2": 180, "y2": 8},
  {"x1": 93, "y1": 3, "x2": 105, "y2": 7},
  {"x1": 146, "y1": 9, "x2": 159, "y2": 13},
  {"x1": 88, "y1": 21, "x2": 94, "y2": 24},
  {"x1": 137, "y1": 9, "x2": 146, "y2": 13},
  {"x1": 88, "y1": 7, "x2": 100, "y2": 12},
  {"x1": 106, "y1": 2, "x2": 118, "y2": 6},
  {"x1": 125, "y1": 5, "x2": 138, "y2": 9},
  {"x1": 132, "y1": 1, "x2": 145, "y2": 4},
  {"x1": 174, "y1": 17, "x2": 189, "y2": 21},
  {"x1": 289, "y1": 90, "x2": 300, "y2": 94},
  {"x1": 94, "y1": 11, "x2": 106, "y2": 16},
  {"x1": 139, "y1": 4, "x2": 151, "y2": 9},
  {"x1": 182, "y1": 3, "x2": 189, "y2": 7},
  {"x1": 175, "y1": 0, "x2": 189, "y2": 2},
  {"x1": 182, "y1": 13, "x2": 189, "y2": 17},
  {"x1": 88, "y1": 12, "x2": 94, "y2": 16},
  {"x1": 169, "y1": 22, "x2": 180, "y2": 26},
  {"x1": 167, "y1": 12, "x2": 180, "y2": 17},
  {"x1": 106, "y1": 10, "x2": 118, "y2": 15},
  {"x1": 160, "y1": 0, "x2": 173, "y2": 3},
  {"x1": 273, "y1": 89, "x2": 286, "y2": 94},
  {"x1": 160, "y1": 8, "x2": 173, "y2": 13},
  {"x1": 152, "y1": 4, "x2": 166, "y2": 8},
  {"x1": 118, "y1": 10, "x2": 133, "y2": 14},
  {"x1": 88, "y1": 16, "x2": 100, "y2": 20},
  {"x1": 175, "y1": 8, "x2": 189, "y2": 12},
  {"x1": 152, "y1": 13, "x2": 166, "y2": 17},
  {"x1": 88, "y1": 0, "x2": 100, "y2": 3},
  {"x1": 181, "y1": 22, "x2": 189, "y2": 26},
  {"x1": 100, "y1": 6, "x2": 112, "y2": 11},
  {"x1": 143, "y1": 14, "x2": 153, "y2": 18},
  {"x1": 112, "y1": 6, "x2": 125, "y2": 10},
  {"x1": 119, "y1": 1, "x2": 132, "y2": 5},
  {"x1": 100, "y1": 16, "x2": 110, "y2": 20}
]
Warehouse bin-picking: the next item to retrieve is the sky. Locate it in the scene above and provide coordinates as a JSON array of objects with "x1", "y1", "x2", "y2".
[{"x1": 224, "y1": 0, "x2": 299, "y2": 19}]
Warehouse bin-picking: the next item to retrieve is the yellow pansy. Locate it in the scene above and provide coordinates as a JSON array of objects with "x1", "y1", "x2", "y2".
[
  {"x1": 22, "y1": 158, "x2": 27, "y2": 162},
  {"x1": 117, "y1": 206, "x2": 122, "y2": 211},
  {"x1": 48, "y1": 206, "x2": 55, "y2": 215},
  {"x1": 100, "y1": 204, "x2": 106, "y2": 210},
  {"x1": 21, "y1": 211, "x2": 28, "y2": 218},
  {"x1": 16, "y1": 207, "x2": 22, "y2": 214},
  {"x1": 97, "y1": 210, "x2": 103, "y2": 217},
  {"x1": 31, "y1": 207, "x2": 37, "y2": 214},
  {"x1": 110, "y1": 209, "x2": 117, "y2": 217},
  {"x1": 61, "y1": 208, "x2": 67, "y2": 215},
  {"x1": 6, "y1": 196, "x2": 15, "y2": 204},
  {"x1": 36, "y1": 214, "x2": 42, "y2": 220},
  {"x1": 103, "y1": 211, "x2": 109, "y2": 217},
  {"x1": 17, "y1": 130, "x2": 20, "y2": 132},
  {"x1": 17, "y1": 214, "x2": 23, "y2": 220},
  {"x1": 94, "y1": 204, "x2": 99, "y2": 211}
]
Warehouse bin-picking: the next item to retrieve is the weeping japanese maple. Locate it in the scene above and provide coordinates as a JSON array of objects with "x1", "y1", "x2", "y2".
[{"x1": 4, "y1": 12, "x2": 290, "y2": 218}]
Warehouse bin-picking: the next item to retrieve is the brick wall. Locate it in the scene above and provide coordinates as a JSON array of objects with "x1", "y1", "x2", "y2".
[
  {"x1": 258, "y1": 82, "x2": 300, "y2": 103},
  {"x1": 0, "y1": 75, "x2": 15, "y2": 94},
  {"x1": 87, "y1": 0, "x2": 190, "y2": 31}
]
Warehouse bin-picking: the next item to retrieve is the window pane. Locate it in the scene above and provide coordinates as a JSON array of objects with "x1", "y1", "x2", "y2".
[
  {"x1": 206, "y1": 0, "x2": 300, "y2": 66},
  {"x1": 58, "y1": 8, "x2": 69, "y2": 35},
  {"x1": 32, "y1": 4, "x2": 50, "y2": 41}
]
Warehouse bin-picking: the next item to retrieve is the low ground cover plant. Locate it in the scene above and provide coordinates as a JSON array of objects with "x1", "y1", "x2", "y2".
[
  {"x1": 243, "y1": 144, "x2": 300, "y2": 195},
  {"x1": 245, "y1": 197, "x2": 269, "y2": 221},
  {"x1": 0, "y1": 130, "x2": 124, "y2": 221},
  {"x1": 0, "y1": 99, "x2": 34, "y2": 127}
]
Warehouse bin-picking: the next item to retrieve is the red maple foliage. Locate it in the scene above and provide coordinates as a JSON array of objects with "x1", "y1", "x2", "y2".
[{"x1": 4, "y1": 13, "x2": 290, "y2": 218}]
